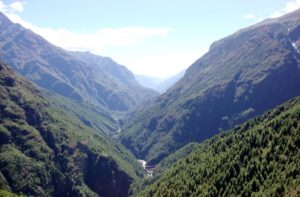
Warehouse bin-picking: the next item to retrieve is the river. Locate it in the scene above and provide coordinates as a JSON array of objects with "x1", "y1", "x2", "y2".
[{"x1": 137, "y1": 159, "x2": 156, "y2": 177}]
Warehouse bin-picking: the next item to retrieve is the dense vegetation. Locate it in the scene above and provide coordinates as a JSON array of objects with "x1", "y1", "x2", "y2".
[
  {"x1": 0, "y1": 189, "x2": 20, "y2": 197},
  {"x1": 44, "y1": 91, "x2": 119, "y2": 135},
  {"x1": 137, "y1": 97, "x2": 300, "y2": 196},
  {"x1": 0, "y1": 62, "x2": 142, "y2": 196},
  {"x1": 131, "y1": 142, "x2": 199, "y2": 194},
  {"x1": 120, "y1": 9, "x2": 300, "y2": 164}
]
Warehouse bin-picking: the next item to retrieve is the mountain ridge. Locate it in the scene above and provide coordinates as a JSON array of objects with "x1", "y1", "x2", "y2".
[
  {"x1": 0, "y1": 12, "x2": 157, "y2": 112},
  {"x1": 120, "y1": 9, "x2": 300, "y2": 164},
  {"x1": 68, "y1": 51, "x2": 158, "y2": 109}
]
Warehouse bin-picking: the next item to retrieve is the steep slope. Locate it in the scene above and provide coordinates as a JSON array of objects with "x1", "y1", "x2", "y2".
[
  {"x1": 0, "y1": 62, "x2": 142, "y2": 197},
  {"x1": 0, "y1": 12, "x2": 157, "y2": 112},
  {"x1": 44, "y1": 91, "x2": 120, "y2": 135},
  {"x1": 155, "y1": 70, "x2": 185, "y2": 93},
  {"x1": 138, "y1": 97, "x2": 300, "y2": 196},
  {"x1": 120, "y1": 9, "x2": 300, "y2": 164}
]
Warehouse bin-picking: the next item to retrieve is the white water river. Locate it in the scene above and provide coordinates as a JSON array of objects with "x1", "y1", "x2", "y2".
[{"x1": 137, "y1": 159, "x2": 154, "y2": 177}]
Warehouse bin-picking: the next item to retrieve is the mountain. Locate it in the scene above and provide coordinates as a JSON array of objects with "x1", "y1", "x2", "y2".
[
  {"x1": 120, "y1": 9, "x2": 300, "y2": 164},
  {"x1": 155, "y1": 70, "x2": 185, "y2": 93},
  {"x1": 134, "y1": 74, "x2": 163, "y2": 90},
  {"x1": 0, "y1": 62, "x2": 142, "y2": 196},
  {"x1": 137, "y1": 97, "x2": 300, "y2": 196},
  {"x1": 0, "y1": 12, "x2": 157, "y2": 112},
  {"x1": 135, "y1": 71, "x2": 185, "y2": 93},
  {"x1": 68, "y1": 51, "x2": 158, "y2": 106}
]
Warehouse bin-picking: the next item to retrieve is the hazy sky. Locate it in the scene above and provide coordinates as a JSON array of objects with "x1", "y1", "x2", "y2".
[{"x1": 1, "y1": 0, "x2": 299, "y2": 78}]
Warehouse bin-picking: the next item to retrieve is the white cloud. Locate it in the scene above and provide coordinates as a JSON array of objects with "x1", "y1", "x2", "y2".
[
  {"x1": 34, "y1": 27, "x2": 173, "y2": 53},
  {"x1": 0, "y1": 1, "x2": 25, "y2": 14},
  {"x1": 9, "y1": 1, "x2": 24, "y2": 13},
  {"x1": 0, "y1": 1, "x2": 188, "y2": 77},
  {"x1": 0, "y1": 1, "x2": 6, "y2": 11},
  {"x1": 0, "y1": 1, "x2": 172, "y2": 55},
  {"x1": 115, "y1": 49, "x2": 207, "y2": 78},
  {"x1": 244, "y1": 14, "x2": 257, "y2": 19},
  {"x1": 243, "y1": 13, "x2": 264, "y2": 22},
  {"x1": 270, "y1": 0, "x2": 300, "y2": 18}
]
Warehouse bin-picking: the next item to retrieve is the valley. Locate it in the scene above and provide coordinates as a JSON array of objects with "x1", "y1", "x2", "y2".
[
  {"x1": 0, "y1": 4, "x2": 300, "y2": 197},
  {"x1": 119, "y1": 10, "x2": 300, "y2": 165}
]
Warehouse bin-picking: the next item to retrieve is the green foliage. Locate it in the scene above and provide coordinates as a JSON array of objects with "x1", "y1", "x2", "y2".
[
  {"x1": 0, "y1": 62, "x2": 143, "y2": 196},
  {"x1": 130, "y1": 142, "x2": 199, "y2": 194},
  {"x1": 0, "y1": 189, "x2": 21, "y2": 197},
  {"x1": 137, "y1": 97, "x2": 300, "y2": 196},
  {"x1": 44, "y1": 91, "x2": 119, "y2": 135},
  {"x1": 159, "y1": 142, "x2": 199, "y2": 171},
  {"x1": 0, "y1": 145, "x2": 52, "y2": 196}
]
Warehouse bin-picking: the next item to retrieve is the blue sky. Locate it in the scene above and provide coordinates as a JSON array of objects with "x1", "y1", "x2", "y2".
[{"x1": 1, "y1": 0, "x2": 299, "y2": 78}]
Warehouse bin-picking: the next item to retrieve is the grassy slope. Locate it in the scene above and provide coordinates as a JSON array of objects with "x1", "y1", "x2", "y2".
[{"x1": 138, "y1": 97, "x2": 300, "y2": 196}]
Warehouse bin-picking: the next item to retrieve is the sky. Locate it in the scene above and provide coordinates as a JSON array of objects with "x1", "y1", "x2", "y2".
[{"x1": 1, "y1": 0, "x2": 300, "y2": 78}]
